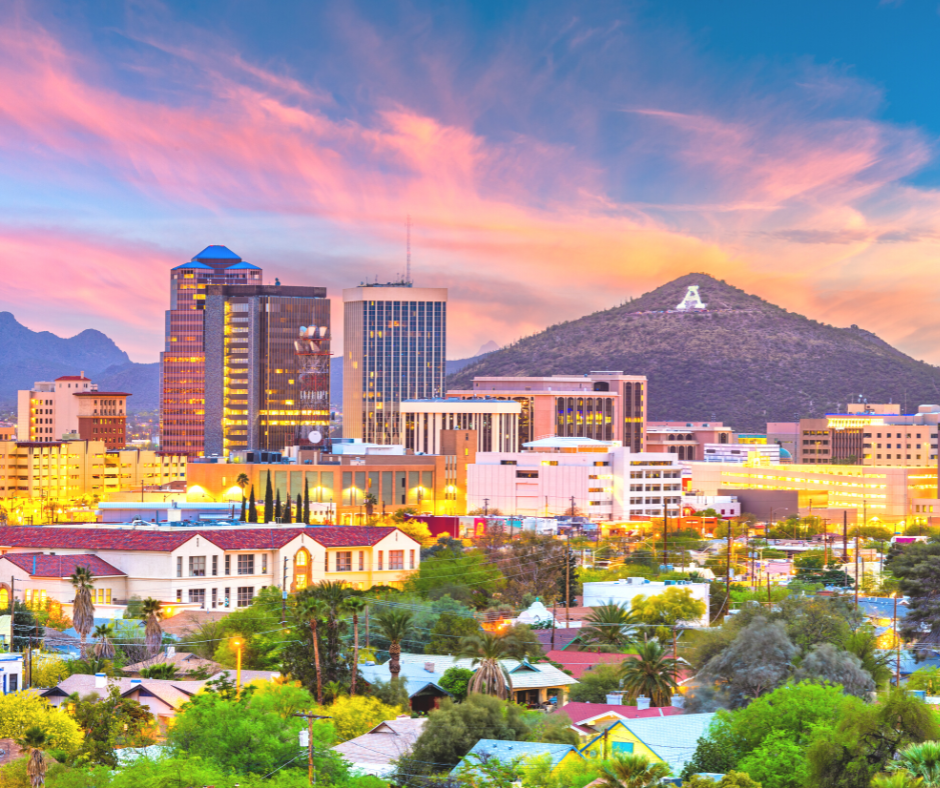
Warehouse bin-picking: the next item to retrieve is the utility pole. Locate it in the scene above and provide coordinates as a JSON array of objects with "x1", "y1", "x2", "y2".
[
  {"x1": 854, "y1": 531, "x2": 860, "y2": 609},
  {"x1": 842, "y1": 510, "x2": 848, "y2": 561},
  {"x1": 662, "y1": 504, "x2": 669, "y2": 569},
  {"x1": 483, "y1": 498, "x2": 489, "y2": 517},
  {"x1": 767, "y1": 574, "x2": 772, "y2": 608},
  {"x1": 725, "y1": 521, "x2": 732, "y2": 612},
  {"x1": 570, "y1": 495, "x2": 576, "y2": 517},
  {"x1": 295, "y1": 712, "x2": 332, "y2": 785},
  {"x1": 565, "y1": 536, "x2": 571, "y2": 627}
]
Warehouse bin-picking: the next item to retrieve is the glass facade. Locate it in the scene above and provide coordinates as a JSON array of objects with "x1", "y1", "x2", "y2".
[
  {"x1": 344, "y1": 286, "x2": 447, "y2": 445},
  {"x1": 554, "y1": 396, "x2": 616, "y2": 441}
]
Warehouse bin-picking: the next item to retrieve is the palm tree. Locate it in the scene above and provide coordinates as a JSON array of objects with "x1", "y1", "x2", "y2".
[
  {"x1": 69, "y1": 566, "x2": 95, "y2": 658},
  {"x1": 345, "y1": 597, "x2": 368, "y2": 695},
  {"x1": 595, "y1": 753, "x2": 671, "y2": 788},
  {"x1": 372, "y1": 608, "x2": 414, "y2": 682},
  {"x1": 364, "y1": 493, "x2": 378, "y2": 520},
  {"x1": 17, "y1": 726, "x2": 48, "y2": 787},
  {"x1": 620, "y1": 640, "x2": 681, "y2": 708},
  {"x1": 874, "y1": 773, "x2": 925, "y2": 788},
  {"x1": 140, "y1": 598, "x2": 164, "y2": 659},
  {"x1": 140, "y1": 662, "x2": 180, "y2": 680},
  {"x1": 299, "y1": 598, "x2": 330, "y2": 704},
  {"x1": 580, "y1": 602, "x2": 636, "y2": 652},
  {"x1": 892, "y1": 742, "x2": 940, "y2": 787},
  {"x1": 236, "y1": 473, "x2": 250, "y2": 522},
  {"x1": 92, "y1": 623, "x2": 115, "y2": 660},
  {"x1": 457, "y1": 632, "x2": 512, "y2": 700}
]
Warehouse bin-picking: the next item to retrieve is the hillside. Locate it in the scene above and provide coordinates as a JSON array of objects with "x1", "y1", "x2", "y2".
[{"x1": 447, "y1": 273, "x2": 940, "y2": 432}]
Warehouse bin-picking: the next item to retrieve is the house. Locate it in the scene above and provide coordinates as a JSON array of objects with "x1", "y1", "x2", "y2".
[
  {"x1": 0, "y1": 654, "x2": 23, "y2": 694},
  {"x1": 551, "y1": 701, "x2": 683, "y2": 739},
  {"x1": 355, "y1": 662, "x2": 453, "y2": 712},
  {"x1": 455, "y1": 740, "x2": 583, "y2": 777},
  {"x1": 578, "y1": 714, "x2": 716, "y2": 776},
  {"x1": 360, "y1": 654, "x2": 579, "y2": 709},
  {"x1": 0, "y1": 524, "x2": 421, "y2": 616},
  {"x1": 332, "y1": 716, "x2": 427, "y2": 777},
  {"x1": 544, "y1": 650, "x2": 630, "y2": 679},
  {"x1": 121, "y1": 649, "x2": 220, "y2": 678}
]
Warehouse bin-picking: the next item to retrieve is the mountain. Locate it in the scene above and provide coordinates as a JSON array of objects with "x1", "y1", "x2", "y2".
[
  {"x1": 447, "y1": 273, "x2": 940, "y2": 432},
  {"x1": 97, "y1": 361, "x2": 161, "y2": 412}
]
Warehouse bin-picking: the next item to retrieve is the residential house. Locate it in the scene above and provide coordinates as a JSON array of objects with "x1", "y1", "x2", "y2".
[
  {"x1": 578, "y1": 714, "x2": 716, "y2": 776},
  {"x1": 544, "y1": 651, "x2": 630, "y2": 680},
  {"x1": 551, "y1": 702, "x2": 683, "y2": 739},
  {"x1": 0, "y1": 525, "x2": 421, "y2": 616},
  {"x1": 0, "y1": 654, "x2": 23, "y2": 695},
  {"x1": 360, "y1": 654, "x2": 579, "y2": 709},
  {"x1": 332, "y1": 717, "x2": 427, "y2": 778},
  {"x1": 121, "y1": 650, "x2": 220, "y2": 678},
  {"x1": 456, "y1": 741, "x2": 583, "y2": 777}
]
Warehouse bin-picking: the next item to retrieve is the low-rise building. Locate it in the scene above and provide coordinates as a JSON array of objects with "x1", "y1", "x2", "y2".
[
  {"x1": 332, "y1": 717, "x2": 427, "y2": 778},
  {"x1": 582, "y1": 579, "x2": 710, "y2": 627},
  {"x1": 401, "y1": 398, "x2": 521, "y2": 454},
  {"x1": 456, "y1": 741, "x2": 583, "y2": 777},
  {"x1": 702, "y1": 443, "x2": 781, "y2": 464},
  {"x1": 0, "y1": 654, "x2": 23, "y2": 694},
  {"x1": 645, "y1": 423, "x2": 733, "y2": 462},
  {"x1": 0, "y1": 524, "x2": 421, "y2": 616},
  {"x1": 467, "y1": 438, "x2": 684, "y2": 520}
]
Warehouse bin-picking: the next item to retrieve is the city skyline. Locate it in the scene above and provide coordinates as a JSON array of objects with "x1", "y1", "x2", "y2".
[{"x1": 2, "y1": 2, "x2": 940, "y2": 365}]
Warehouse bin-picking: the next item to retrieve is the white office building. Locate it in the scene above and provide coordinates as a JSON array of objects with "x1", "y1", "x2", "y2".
[
  {"x1": 401, "y1": 398, "x2": 521, "y2": 454},
  {"x1": 466, "y1": 437, "x2": 683, "y2": 520}
]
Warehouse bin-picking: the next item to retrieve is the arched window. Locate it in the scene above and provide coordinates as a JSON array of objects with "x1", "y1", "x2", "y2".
[
  {"x1": 295, "y1": 549, "x2": 308, "y2": 566},
  {"x1": 0, "y1": 587, "x2": 7, "y2": 609}
]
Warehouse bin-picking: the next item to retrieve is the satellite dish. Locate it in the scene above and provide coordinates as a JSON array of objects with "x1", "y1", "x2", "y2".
[{"x1": 308, "y1": 430, "x2": 323, "y2": 445}]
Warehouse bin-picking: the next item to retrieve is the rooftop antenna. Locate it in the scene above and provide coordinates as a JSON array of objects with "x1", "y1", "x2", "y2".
[{"x1": 406, "y1": 214, "x2": 412, "y2": 284}]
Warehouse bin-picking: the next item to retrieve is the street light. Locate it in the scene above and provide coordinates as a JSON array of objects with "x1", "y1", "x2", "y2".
[{"x1": 231, "y1": 637, "x2": 244, "y2": 699}]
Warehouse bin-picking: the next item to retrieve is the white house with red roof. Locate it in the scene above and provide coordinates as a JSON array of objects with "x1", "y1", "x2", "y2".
[{"x1": 0, "y1": 524, "x2": 420, "y2": 617}]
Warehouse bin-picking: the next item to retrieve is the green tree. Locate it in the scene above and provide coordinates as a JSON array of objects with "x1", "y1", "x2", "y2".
[
  {"x1": 889, "y1": 541, "x2": 940, "y2": 648},
  {"x1": 263, "y1": 471, "x2": 274, "y2": 523},
  {"x1": 0, "y1": 692, "x2": 83, "y2": 753},
  {"x1": 568, "y1": 663, "x2": 623, "y2": 703},
  {"x1": 169, "y1": 681, "x2": 321, "y2": 776},
  {"x1": 298, "y1": 598, "x2": 329, "y2": 704},
  {"x1": 620, "y1": 640, "x2": 681, "y2": 707},
  {"x1": 872, "y1": 773, "x2": 926, "y2": 788},
  {"x1": 399, "y1": 694, "x2": 530, "y2": 775},
  {"x1": 345, "y1": 597, "x2": 368, "y2": 695},
  {"x1": 296, "y1": 493, "x2": 303, "y2": 526},
  {"x1": 458, "y1": 632, "x2": 512, "y2": 700},
  {"x1": 405, "y1": 551, "x2": 504, "y2": 602},
  {"x1": 683, "y1": 773, "x2": 764, "y2": 788},
  {"x1": 69, "y1": 566, "x2": 95, "y2": 658},
  {"x1": 17, "y1": 726, "x2": 48, "y2": 788},
  {"x1": 372, "y1": 608, "x2": 414, "y2": 682},
  {"x1": 283, "y1": 492, "x2": 292, "y2": 523},
  {"x1": 792, "y1": 643, "x2": 875, "y2": 698},
  {"x1": 806, "y1": 688, "x2": 940, "y2": 788},
  {"x1": 303, "y1": 477, "x2": 310, "y2": 524},
  {"x1": 274, "y1": 489, "x2": 282, "y2": 521},
  {"x1": 595, "y1": 752, "x2": 671, "y2": 788},
  {"x1": 579, "y1": 603, "x2": 636, "y2": 651},
  {"x1": 630, "y1": 587, "x2": 706, "y2": 642},
  {"x1": 908, "y1": 667, "x2": 940, "y2": 695},
  {"x1": 92, "y1": 624, "x2": 114, "y2": 661},
  {"x1": 843, "y1": 626, "x2": 894, "y2": 687},
  {"x1": 426, "y1": 612, "x2": 481, "y2": 654},
  {"x1": 891, "y1": 741, "x2": 940, "y2": 787},
  {"x1": 440, "y1": 667, "x2": 475, "y2": 702},
  {"x1": 140, "y1": 598, "x2": 164, "y2": 659},
  {"x1": 68, "y1": 685, "x2": 156, "y2": 766},
  {"x1": 248, "y1": 484, "x2": 258, "y2": 523}
]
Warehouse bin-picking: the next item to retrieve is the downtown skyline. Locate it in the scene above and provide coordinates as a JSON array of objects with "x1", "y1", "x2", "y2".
[{"x1": 2, "y1": 1, "x2": 940, "y2": 363}]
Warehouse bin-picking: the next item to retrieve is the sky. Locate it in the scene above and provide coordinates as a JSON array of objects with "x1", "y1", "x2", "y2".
[{"x1": 2, "y1": 0, "x2": 940, "y2": 362}]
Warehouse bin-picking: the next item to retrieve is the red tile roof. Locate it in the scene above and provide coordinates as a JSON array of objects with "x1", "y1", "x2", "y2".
[
  {"x1": 73, "y1": 392, "x2": 130, "y2": 397},
  {"x1": 544, "y1": 651, "x2": 631, "y2": 679},
  {"x1": 54, "y1": 376, "x2": 90, "y2": 381},
  {"x1": 0, "y1": 526, "x2": 402, "y2": 553},
  {"x1": 552, "y1": 702, "x2": 684, "y2": 724},
  {"x1": 0, "y1": 552, "x2": 126, "y2": 578}
]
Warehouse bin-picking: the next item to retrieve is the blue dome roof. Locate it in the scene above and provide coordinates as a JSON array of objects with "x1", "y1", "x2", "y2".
[
  {"x1": 225, "y1": 261, "x2": 261, "y2": 270},
  {"x1": 172, "y1": 261, "x2": 214, "y2": 271},
  {"x1": 192, "y1": 245, "x2": 242, "y2": 262},
  {"x1": 779, "y1": 447, "x2": 792, "y2": 458}
]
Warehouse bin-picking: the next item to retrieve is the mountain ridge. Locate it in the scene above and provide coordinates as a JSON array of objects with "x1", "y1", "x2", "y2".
[{"x1": 447, "y1": 273, "x2": 940, "y2": 432}]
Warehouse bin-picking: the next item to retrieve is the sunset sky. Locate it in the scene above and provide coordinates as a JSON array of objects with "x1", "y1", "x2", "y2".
[{"x1": 3, "y1": 1, "x2": 940, "y2": 362}]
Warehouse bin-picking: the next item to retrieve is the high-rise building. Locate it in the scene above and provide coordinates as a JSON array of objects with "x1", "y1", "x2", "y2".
[
  {"x1": 160, "y1": 246, "x2": 263, "y2": 456},
  {"x1": 17, "y1": 375, "x2": 130, "y2": 449},
  {"x1": 203, "y1": 285, "x2": 330, "y2": 456},
  {"x1": 344, "y1": 283, "x2": 447, "y2": 445}
]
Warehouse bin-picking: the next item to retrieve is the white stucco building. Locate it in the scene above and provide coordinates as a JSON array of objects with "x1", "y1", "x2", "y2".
[
  {"x1": 583, "y1": 578, "x2": 711, "y2": 627},
  {"x1": 466, "y1": 438, "x2": 683, "y2": 520},
  {"x1": 400, "y1": 398, "x2": 522, "y2": 454}
]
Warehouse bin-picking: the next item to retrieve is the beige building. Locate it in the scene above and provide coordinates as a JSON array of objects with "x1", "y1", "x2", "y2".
[
  {"x1": 400, "y1": 398, "x2": 521, "y2": 454},
  {"x1": 18, "y1": 374, "x2": 96, "y2": 443},
  {"x1": 688, "y1": 460, "x2": 936, "y2": 520}
]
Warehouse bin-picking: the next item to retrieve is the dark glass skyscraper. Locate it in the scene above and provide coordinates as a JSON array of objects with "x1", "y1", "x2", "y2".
[{"x1": 343, "y1": 283, "x2": 447, "y2": 445}]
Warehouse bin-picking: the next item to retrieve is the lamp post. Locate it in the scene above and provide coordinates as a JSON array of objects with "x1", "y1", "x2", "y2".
[{"x1": 232, "y1": 637, "x2": 243, "y2": 699}]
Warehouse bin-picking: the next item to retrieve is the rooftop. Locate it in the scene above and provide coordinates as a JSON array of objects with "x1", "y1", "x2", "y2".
[
  {"x1": 192, "y1": 245, "x2": 242, "y2": 261},
  {"x1": 54, "y1": 375, "x2": 90, "y2": 382},
  {"x1": 1, "y1": 552, "x2": 125, "y2": 578},
  {"x1": 458, "y1": 741, "x2": 581, "y2": 774},
  {"x1": 550, "y1": 702, "x2": 683, "y2": 724},
  {"x1": 332, "y1": 717, "x2": 427, "y2": 768}
]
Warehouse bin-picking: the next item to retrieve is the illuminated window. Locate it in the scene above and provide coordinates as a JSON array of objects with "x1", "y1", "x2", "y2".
[
  {"x1": 295, "y1": 550, "x2": 308, "y2": 566},
  {"x1": 296, "y1": 574, "x2": 307, "y2": 590}
]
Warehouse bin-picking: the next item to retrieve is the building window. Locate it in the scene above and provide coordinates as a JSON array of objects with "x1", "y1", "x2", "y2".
[
  {"x1": 212, "y1": 556, "x2": 218, "y2": 577},
  {"x1": 225, "y1": 555, "x2": 231, "y2": 575},
  {"x1": 296, "y1": 574, "x2": 307, "y2": 590},
  {"x1": 189, "y1": 589, "x2": 206, "y2": 606},
  {"x1": 224, "y1": 587, "x2": 231, "y2": 607},
  {"x1": 324, "y1": 553, "x2": 329, "y2": 573},
  {"x1": 237, "y1": 587, "x2": 254, "y2": 607},
  {"x1": 389, "y1": 550, "x2": 404, "y2": 570},
  {"x1": 409, "y1": 549, "x2": 415, "y2": 569},
  {"x1": 190, "y1": 556, "x2": 206, "y2": 577},
  {"x1": 176, "y1": 589, "x2": 182, "y2": 602},
  {"x1": 336, "y1": 551, "x2": 352, "y2": 572},
  {"x1": 516, "y1": 470, "x2": 538, "y2": 478},
  {"x1": 359, "y1": 551, "x2": 365, "y2": 571},
  {"x1": 261, "y1": 554, "x2": 268, "y2": 574},
  {"x1": 377, "y1": 551, "x2": 384, "y2": 571},
  {"x1": 212, "y1": 588, "x2": 218, "y2": 608},
  {"x1": 176, "y1": 557, "x2": 183, "y2": 578}
]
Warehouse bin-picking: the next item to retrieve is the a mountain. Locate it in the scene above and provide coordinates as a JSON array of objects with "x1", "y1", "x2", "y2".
[
  {"x1": 97, "y1": 361, "x2": 161, "y2": 412},
  {"x1": 447, "y1": 273, "x2": 940, "y2": 432}
]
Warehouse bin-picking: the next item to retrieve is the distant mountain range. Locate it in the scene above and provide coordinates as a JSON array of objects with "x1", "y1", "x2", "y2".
[{"x1": 447, "y1": 273, "x2": 940, "y2": 432}]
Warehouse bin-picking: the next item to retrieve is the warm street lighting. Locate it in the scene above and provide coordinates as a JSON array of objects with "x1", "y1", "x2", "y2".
[{"x1": 232, "y1": 637, "x2": 244, "y2": 698}]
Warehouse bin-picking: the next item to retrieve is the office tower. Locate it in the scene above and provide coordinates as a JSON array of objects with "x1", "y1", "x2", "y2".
[
  {"x1": 160, "y1": 246, "x2": 263, "y2": 456},
  {"x1": 203, "y1": 284, "x2": 330, "y2": 456},
  {"x1": 344, "y1": 283, "x2": 447, "y2": 445},
  {"x1": 17, "y1": 374, "x2": 130, "y2": 449}
]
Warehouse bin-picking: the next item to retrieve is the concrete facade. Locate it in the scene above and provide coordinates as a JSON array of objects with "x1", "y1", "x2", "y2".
[{"x1": 400, "y1": 398, "x2": 521, "y2": 454}]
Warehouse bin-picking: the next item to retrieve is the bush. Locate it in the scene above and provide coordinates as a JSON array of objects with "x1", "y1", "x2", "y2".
[{"x1": 568, "y1": 663, "x2": 623, "y2": 703}]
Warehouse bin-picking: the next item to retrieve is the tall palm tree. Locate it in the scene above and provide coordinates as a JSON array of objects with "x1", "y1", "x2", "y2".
[
  {"x1": 372, "y1": 608, "x2": 414, "y2": 682},
  {"x1": 299, "y1": 598, "x2": 330, "y2": 704},
  {"x1": 92, "y1": 623, "x2": 115, "y2": 660},
  {"x1": 69, "y1": 566, "x2": 95, "y2": 658},
  {"x1": 17, "y1": 726, "x2": 48, "y2": 787},
  {"x1": 457, "y1": 632, "x2": 512, "y2": 700},
  {"x1": 595, "y1": 753, "x2": 671, "y2": 788},
  {"x1": 140, "y1": 598, "x2": 164, "y2": 659},
  {"x1": 579, "y1": 602, "x2": 637, "y2": 652},
  {"x1": 344, "y1": 597, "x2": 368, "y2": 695},
  {"x1": 236, "y1": 473, "x2": 250, "y2": 522},
  {"x1": 620, "y1": 640, "x2": 681, "y2": 708},
  {"x1": 892, "y1": 741, "x2": 940, "y2": 787}
]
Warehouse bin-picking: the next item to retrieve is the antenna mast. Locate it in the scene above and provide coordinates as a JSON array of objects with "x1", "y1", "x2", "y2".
[{"x1": 406, "y1": 214, "x2": 412, "y2": 284}]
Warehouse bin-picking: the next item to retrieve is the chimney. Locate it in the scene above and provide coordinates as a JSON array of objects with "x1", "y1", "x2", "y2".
[
  {"x1": 95, "y1": 673, "x2": 107, "y2": 689},
  {"x1": 166, "y1": 646, "x2": 176, "y2": 658},
  {"x1": 80, "y1": 371, "x2": 84, "y2": 379},
  {"x1": 636, "y1": 695, "x2": 651, "y2": 711},
  {"x1": 424, "y1": 662, "x2": 435, "y2": 673},
  {"x1": 605, "y1": 692, "x2": 625, "y2": 705}
]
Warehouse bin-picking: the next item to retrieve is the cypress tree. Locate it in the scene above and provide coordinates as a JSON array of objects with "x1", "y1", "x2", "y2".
[
  {"x1": 303, "y1": 478, "x2": 311, "y2": 524},
  {"x1": 240, "y1": 495, "x2": 247, "y2": 523},
  {"x1": 248, "y1": 485, "x2": 258, "y2": 523},
  {"x1": 283, "y1": 494, "x2": 293, "y2": 524},
  {"x1": 296, "y1": 493, "x2": 303, "y2": 525},
  {"x1": 275, "y1": 489, "x2": 282, "y2": 522},
  {"x1": 264, "y1": 471, "x2": 274, "y2": 523}
]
